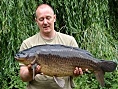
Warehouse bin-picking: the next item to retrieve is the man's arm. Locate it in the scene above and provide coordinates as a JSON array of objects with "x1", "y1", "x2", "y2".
[
  {"x1": 20, "y1": 65, "x2": 41, "y2": 82},
  {"x1": 20, "y1": 66, "x2": 33, "y2": 82}
]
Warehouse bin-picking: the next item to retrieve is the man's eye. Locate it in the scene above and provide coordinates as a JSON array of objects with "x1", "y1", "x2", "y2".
[
  {"x1": 46, "y1": 16, "x2": 51, "y2": 20},
  {"x1": 39, "y1": 18, "x2": 44, "y2": 21}
]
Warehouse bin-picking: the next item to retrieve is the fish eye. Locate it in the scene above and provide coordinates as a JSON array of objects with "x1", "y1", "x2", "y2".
[{"x1": 21, "y1": 52, "x2": 26, "y2": 55}]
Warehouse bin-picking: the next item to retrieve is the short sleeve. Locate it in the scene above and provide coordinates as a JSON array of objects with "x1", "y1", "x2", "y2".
[
  {"x1": 19, "y1": 42, "x2": 28, "y2": 66},
  {"x1": 70, "y1": 37, "x2": 78, "y2": 47},
  {"x1": 19, "y1": 41, "x2": 29, "y2": 51}
]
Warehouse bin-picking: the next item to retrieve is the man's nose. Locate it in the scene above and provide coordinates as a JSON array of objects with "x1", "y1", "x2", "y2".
[{"x1": 43, "y1": 19, "x2": 48, "y2": 24}]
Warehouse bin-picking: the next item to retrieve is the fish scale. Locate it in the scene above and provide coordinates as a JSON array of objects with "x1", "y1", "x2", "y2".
[
  {"x1": 35, "y1": 49, "x2": 106, "y2": 77},
  {"x1": 15, "y1": 44, "x2": 117, "y2": 87}
]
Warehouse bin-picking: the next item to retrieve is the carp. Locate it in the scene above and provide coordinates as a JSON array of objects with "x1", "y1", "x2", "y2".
[{"x1": 15, "y1": 44, "x2": 117, "y2": 87}]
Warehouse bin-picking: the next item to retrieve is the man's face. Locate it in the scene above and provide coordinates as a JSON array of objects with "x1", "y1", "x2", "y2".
[{"x1": 35, "y1": 6, "x2": 56, "y2": 34}]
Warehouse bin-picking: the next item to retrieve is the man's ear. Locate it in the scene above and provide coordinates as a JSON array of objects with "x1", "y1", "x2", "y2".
[
  {"x1": 35, "y1": 18, "x2": 37, "y2": 22},
  {"x1": 35, "y1": 18, "x2": 38, "y2": 24},
  {"x1": 54, "y1": 14, "x2": 56, "y2": 22},
  {"x1": 35, "y1": 18, "x2": 38, "y2": 25}
]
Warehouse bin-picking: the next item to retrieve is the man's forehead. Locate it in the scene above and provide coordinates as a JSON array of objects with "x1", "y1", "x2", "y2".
[
  {"x1": 36, "y1": 4, "x2": 54, "y2": 14},
  {"x1": 36, "y1": 9, "x2": 54, "y2": 18}
]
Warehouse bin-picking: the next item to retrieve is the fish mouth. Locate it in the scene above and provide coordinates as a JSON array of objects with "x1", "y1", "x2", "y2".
[
  {"x1": 14, "y1": 55, "x2": 25, "y2": 61},
  {"x1": 15, "y1": 57, "x2": 24, "y2": 61},
  {"x1": 14, "y1": 55, "x2": 19, "y2": 59}
]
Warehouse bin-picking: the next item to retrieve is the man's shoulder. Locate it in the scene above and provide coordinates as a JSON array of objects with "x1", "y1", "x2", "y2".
[
  {"x1": 23, "y1": 33, "x2": 39, "y2": 43},
  {"x1": 56, "y1": 32, "x2": 78, "y2": 47},
  {"x1": 57, "y1": 32, "x2": 74, "y2": 39}
]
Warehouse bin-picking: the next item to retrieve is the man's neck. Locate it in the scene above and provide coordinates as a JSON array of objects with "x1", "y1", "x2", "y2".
[{"x1": 40, "y1": 30, "x2": 56, "y2": 40}]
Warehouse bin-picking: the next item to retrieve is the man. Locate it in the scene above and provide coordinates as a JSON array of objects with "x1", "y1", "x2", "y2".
[{"x1": 19, "y1": 4, "x2": 83, "y2": 89}]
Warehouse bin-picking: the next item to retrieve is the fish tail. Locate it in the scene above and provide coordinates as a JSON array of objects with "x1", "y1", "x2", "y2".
[
  {"x1": 99, "y1": 60, "x2": 117, "y2": 72},
  {"x1": 94, "y1": 70, "x2": 105, "y2": 87}
]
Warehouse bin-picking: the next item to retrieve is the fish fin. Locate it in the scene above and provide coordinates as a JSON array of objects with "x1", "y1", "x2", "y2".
[
  {"x1": 99, "y1": 60, "x2": 117, "y2": 72},
  {"x1": 70, "y1": 76, "x2": 75, "y2": 88},
  {"x1": 31, "y1": 63, "x2": 37, "y2": 80},
  {"x1": 53, "y1": 76, "x2": 65, "y2": 88},
  {"x1": 94, "y1": 70, "x2": 105, "y2": 87}
]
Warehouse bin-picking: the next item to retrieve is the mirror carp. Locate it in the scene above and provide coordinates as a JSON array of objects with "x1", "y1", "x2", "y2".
[{"x1": 15, "y1": 44, "x2": 117, "y2": 87}]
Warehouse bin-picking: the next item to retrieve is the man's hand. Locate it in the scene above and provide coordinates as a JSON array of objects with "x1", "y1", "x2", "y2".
[
  {"x1": 74, "y1": 67, "x2": 83, "y2": 76},
  {"x1": 74, "y1": 67, "x2": 89, "y2": 76},
  {"x1": 19, "y1": 64, "x2": 41, "y2": 82},
  {"x1": 27, "y1": 64, "x2": 41, "y2": 75}
]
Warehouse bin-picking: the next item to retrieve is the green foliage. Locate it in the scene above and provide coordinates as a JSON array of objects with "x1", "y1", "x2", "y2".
[
  {"x1": 74, "y1": 70, "x2": 118, "y2": 89},
  {"x1": 0, "y1": 0, "x2": 118, "y2": 89}
]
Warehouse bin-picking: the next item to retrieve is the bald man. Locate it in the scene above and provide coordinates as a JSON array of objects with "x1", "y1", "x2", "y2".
[{"x1": 19, "y1": 4, "x2": 83, "y2": 89}]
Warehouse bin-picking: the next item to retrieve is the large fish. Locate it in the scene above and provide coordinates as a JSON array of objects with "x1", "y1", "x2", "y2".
[{"x1": 15, "y1": 44, "x2": 117, "y2": 87}]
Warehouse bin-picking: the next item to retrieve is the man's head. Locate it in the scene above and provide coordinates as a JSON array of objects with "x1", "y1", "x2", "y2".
[{"x1": 35, "y1": 4, "x2": 56, "y2": 35}]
